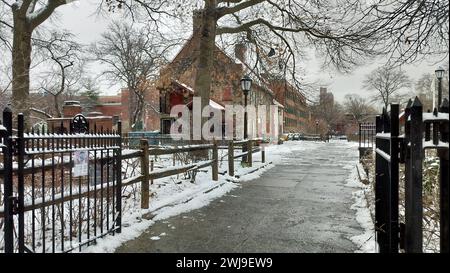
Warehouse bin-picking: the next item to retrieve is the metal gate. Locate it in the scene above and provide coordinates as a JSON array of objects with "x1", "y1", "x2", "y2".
[
  {"x1": 375, "y1": 98, "x2": 449, "y2": 253},
  {"x1": 1, "y1": 108, "x2": 122, "y2": 253},
  {"x1": 358, "y1": 122, "x2": 376, "y2": 159}
]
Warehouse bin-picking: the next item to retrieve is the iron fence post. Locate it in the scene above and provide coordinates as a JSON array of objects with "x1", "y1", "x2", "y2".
[
  {"x1": 439, "y1": 99, "x2": 449, "y2": 253},
  {"x1": 116, "y1": 121, "x2": 122, "y2": 233},
  {"x1": 402, "y1": 99, "x2": 412, "y2": 250},
  {"x1": 405, "y1": 97, "x2": 423, "y2": 253},
  {"x1": 17, "y1": 113, "x2": 25, "y2": 253},
  {"x1": 2, "y1": 107, "x2": 14, "y2": 253},
  {"x1": 389, "y1": 104, "x2": 399, "y2": 253},
  {"x1": 375, "y1": 115, "x2": 388, "y2": 252}
]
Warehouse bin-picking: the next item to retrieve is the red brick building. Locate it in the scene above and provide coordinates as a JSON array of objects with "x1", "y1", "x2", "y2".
[
  {"x1": 94, "y1": 86, "x2": 160, "y2": 133},
  {"x1": 269, "y1": 78, "x2": 309, "y2": 133},
  {"x1": 47, "y1": 101, "x2": 114, "y2": 132},
  {"x1": 156, "y1": 19, "x2": 288, "y2": 138}
]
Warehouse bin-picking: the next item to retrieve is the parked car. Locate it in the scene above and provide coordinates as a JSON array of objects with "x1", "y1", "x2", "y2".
[
  {"x1": 292, "y1": 133, "x2": 300, "y2": 140},
  {"x1": 280, "y1": 133, "x2": 289, "y2": 141}
]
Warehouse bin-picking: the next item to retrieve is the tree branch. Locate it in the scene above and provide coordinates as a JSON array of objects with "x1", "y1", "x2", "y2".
[{"x1": 217, "y1": 0, "x2": 265, "y2": 18}]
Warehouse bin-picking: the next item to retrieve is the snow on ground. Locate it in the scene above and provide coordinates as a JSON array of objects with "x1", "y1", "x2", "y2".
[
  {"x1": 346, "y1": 163, "x2": 377, "y2": 253},
  {"x1": 83, "y1": 140, "x2": 323, "y2": 253}
]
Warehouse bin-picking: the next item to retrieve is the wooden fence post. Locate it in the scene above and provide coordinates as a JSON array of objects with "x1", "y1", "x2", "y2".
[
  {"x1": 212, "y1": 140, "x2": 218, "y2": 181},
  {"x1": 247, "y1": 139, "x2": 253, "y2": 167},
  {"x1": 140, "y1": 139, "x2": 150, "y2": 209},
  {"x1": 405, "y1": 96, "x2": 423, "y2": 253},
  {"x1": 439, "y1": 98, "x2": 449, "y2": 253},
  {"x1": 150, "y1": 159, "x2": 154, "y2": 185},
  {"x1": 261, "y1": 146, "x2": 265, "y2": 163},
  {"x1": 248, "y1": 139, "x2": 253, "y2": 167},
  {"x1": 242, "y1": 140, "x2": 247, "y2": 164},
  {"x1": 228, "y1": 141, "x2": 234, "y2": 176}
]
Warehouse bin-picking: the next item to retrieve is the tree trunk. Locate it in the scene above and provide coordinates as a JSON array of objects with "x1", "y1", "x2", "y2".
[
  {"x1": 54, "y1": 94, "x2": 62, "y2": 118},
  {"x1": 193, "y1": 3, "x2": 217, "y2": 139},
  {"x1": 12, "y1": 13, "x2": 33, "y2": 120}
]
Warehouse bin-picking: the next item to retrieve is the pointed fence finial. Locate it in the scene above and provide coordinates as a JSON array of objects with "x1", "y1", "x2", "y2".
[
  {"x1": 412, "y1": 96, "x2": 422, "y2": 107},
  {"x1": 433, "y1": 107, "x2": 438, "y2": 117},
  {"x1": 406, "y1": 98, "x2": 413, "y2": 109}
]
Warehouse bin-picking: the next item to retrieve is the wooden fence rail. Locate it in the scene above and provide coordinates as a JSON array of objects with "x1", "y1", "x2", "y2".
[{"x1": 0, "y1": 138, "x2": 263, "y2": 219}]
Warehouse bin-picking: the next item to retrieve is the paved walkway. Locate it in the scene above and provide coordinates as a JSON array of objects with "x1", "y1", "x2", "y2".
[{"x1": 116, "y1": 141, "x2": 363, "y2": 253}]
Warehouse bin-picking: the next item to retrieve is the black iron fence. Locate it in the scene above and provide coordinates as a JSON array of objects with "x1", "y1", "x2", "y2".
[
  {"x1": 375, "y1": 97, "x2": 449, "y2": 253},
  {"x1": 0, "y1": 108, "x2": 122, "y2": 253},
  {"x1": 1, "y1": 108, "x2": 267, "y2": 253},
  {"x1": 358, "y1": 123, "x2": 376, "y2": 159}
]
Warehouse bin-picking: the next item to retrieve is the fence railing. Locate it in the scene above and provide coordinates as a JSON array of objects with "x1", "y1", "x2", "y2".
[
  {"x1": 375, "y1": 97, "x2": 449, "y2": 253},
  {"x1": 0, "y1": 108, "x2": 265, "y2": 253},
  {"x1": 359, "y1": 122, "x2": 376, "y2": 159}
]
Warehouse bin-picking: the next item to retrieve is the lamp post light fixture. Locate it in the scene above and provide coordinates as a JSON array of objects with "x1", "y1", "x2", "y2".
[
  {"x1": 241, "y1": 75, "x2": 252, "y2": 140},
  {"x1": 435, "y1": 66, "x2": 445, "y2": 111}
]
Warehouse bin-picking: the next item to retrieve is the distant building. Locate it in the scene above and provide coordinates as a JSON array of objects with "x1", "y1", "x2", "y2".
[
  {"x1": 156, "y1": 15, "x2": 286, "y2": 138},
  {"x1": 269, "y1": 78, "x2": 308, "y2": 133},
  {"x1": 94, "y1": 87, "x2": 160, "y2": 133},
  {"x1": 46, "y1": 101, "x2": 114, "y2": 132},
  {"x1": 319, "y1": 87, "x2": 334, "y2": 107}
]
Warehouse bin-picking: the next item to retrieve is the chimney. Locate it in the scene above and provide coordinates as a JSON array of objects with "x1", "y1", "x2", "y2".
[
  {"x1": 62, "y1": 101, "x2": 82, "y2": 117},
  {"x1": 235, "y1": 43, "x2": 246, "y2": 63}
]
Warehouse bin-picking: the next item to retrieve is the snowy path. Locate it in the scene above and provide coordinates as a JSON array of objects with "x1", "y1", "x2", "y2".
[{"x1": 115, "y1": 141, "x2": 363, "y2": 253}]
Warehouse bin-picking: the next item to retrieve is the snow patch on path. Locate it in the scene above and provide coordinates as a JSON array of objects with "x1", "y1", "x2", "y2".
[{"x1": 346, "y1": 165, "x2": 377, "y2": 253}]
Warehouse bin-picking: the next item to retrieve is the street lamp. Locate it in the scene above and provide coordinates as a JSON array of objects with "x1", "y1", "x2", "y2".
[
  {"x1": 241, "y1": 75, "x2": 252, "y2": 139},
  {"x1": 435, "y1": 66, "x2": 445, "y2": 111}
]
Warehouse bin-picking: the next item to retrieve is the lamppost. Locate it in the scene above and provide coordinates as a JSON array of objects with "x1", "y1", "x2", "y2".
[
  {"x1": 241, "y1": 75, "x2": 252, "y2": 139},
  {"x1": 240, "y1": 75, "x2": 252, "y2": 164},
  {"x1": 435, "y1": 66, "x2": 445, "y2": 111}
]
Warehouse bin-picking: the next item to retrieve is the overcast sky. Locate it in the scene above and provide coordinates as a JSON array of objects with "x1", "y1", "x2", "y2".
[{"x1": 52, "y1": 0, "x2": 447, "y2": 104}]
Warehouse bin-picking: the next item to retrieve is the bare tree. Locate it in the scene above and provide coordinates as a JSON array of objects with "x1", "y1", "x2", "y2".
[
  {"x1": 343, "y1": 94, "x2": 376, "y2": 123},
  {"x1": 107, "y1": 0, "x2": 448, "y2": 134},
  {"x1": 363, "y1": 65, "x2": 411, "y2": 109},
  {"x1": 364, "y1": 0, "x2": 449, "y2": 65},
  {"x1": 310, "y1": 99, "x2": 344, "y2": 134},
  {"x1": 0, "y1": 1, "x2": 12, "y2": 50},
  {"x1": 4, "y1": 0, "x2": 448, "y2": 121},
  {"x1": 91, "y1": 21, "x2": 172, "y2": 130},
  {"x1": 3, "y1": 0, "x2": 169, "y2": 118},
  {"x1": 33, "y1": 31, "x2": 83, "y2": 117},
  {"x1": 415, "y1": 73, "x2": 434, "y2": 111}
]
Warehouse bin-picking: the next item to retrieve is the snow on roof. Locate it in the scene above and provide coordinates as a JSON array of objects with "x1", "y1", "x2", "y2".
[
  {"x1": 209, "y1": 99, "x2": 225, "y2": 110},
  {"x1": 273, "y1": 99, "x2": 284, "y2": 109},
  {"x1": 173, "y1": 79, "x2": 195, "y2": 94},
  {"x1": 186, "y1": 98, "x2": 225, "y2": 111}
]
